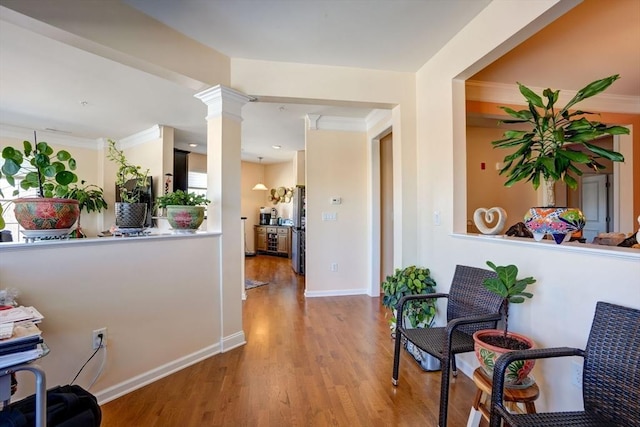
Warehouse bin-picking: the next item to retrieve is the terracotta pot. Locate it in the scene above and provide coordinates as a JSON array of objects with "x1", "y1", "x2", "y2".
[
  {"x1": 13, "y1": 198, "x2": 79, "y2": 230},
  {"x1": 473, "y1": 329, "x2": 535, "y2": 386},
  {"x1": 166, "y1": 205, "x2": 205, "y2": 232}
]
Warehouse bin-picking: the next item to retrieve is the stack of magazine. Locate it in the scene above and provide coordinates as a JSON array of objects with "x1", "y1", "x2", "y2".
[{"x1": 0, "y1": 306, "x2": 47, "y2": 369}]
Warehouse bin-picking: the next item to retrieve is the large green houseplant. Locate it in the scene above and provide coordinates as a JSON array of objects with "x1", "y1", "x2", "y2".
[
  {"x1": 0, "y1": 133, "x2": 80, "y2": 233},
  {"x1": 156, "y1": 189, "x2": 211, "y2": 232},
  {"x1": 492, "y1": 74, "x2": 629, "y2": 206},
  {"x1": 382, "y1": 265, "x2": 438, "y2": 371},
  {"x1": 106, "y1": 139, "x2": 150, "y2": 229},
  {"x1": 473, "y1": 261, "x2": 536, "y2": 385},
  {"x1": 381, "y1": 266, "x2": 437, "y2": 332}
]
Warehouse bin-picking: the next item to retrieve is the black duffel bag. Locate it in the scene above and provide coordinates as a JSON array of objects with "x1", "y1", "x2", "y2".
[{"x1": 0, "y1": 384, "x2": 101, "y2": 427}]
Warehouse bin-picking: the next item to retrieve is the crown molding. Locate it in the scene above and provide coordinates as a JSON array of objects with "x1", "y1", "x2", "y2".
[
  {"x1": 0, "y1": 123, "x2": 102, "y2": 149},
  {"x1": 306, "y1": 114, "x2": 320, "y2": 130},
  {"x1": 98, "y1": 125, "x2": 162, "y2": 150},
  {"x1": 466, "y1": 80, "x2": 640, "y2": 115},
  {"x1": 365, "y1": 109, "x2": 392, "y2": 130}
]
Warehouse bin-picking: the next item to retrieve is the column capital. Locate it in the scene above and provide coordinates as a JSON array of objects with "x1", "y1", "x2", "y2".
[
  {"x1": 306, "y1": 114, "x2": 321, "y2": 130},
  {"x1": 195, "y1": 85, "x2": 252, "y2": 122}
]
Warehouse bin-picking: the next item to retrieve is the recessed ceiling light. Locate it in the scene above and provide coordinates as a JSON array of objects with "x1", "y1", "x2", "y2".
[
  {"x1": 189, "y1": 143, "x2": 198, "y2": 147},
  {"x1": 272, "y1": 145, "x2": 281, "y2": 149}
]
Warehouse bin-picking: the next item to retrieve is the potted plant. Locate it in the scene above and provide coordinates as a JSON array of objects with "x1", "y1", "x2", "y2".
[
  {"x1": 382, "y1": 266, "x2": 438, "y2": 370},
  {"x1": 492, "y1": 75, "x2": 629, "y2": 243},
  {"x1": 155, "y1": 189, "x2": 211, "y2": 232},
  {"x1": 0, "y1": 132, "x2": 80, "y2": 236},
  {"x1": 64, "y1": 180, "x2": 108, "y2": 238},
  {"x1": 473, "y1": 261, "x2": 536, "y2": 386},
  {"x1": 106, "y1": 139, "x2": 150, "y2": 229}
]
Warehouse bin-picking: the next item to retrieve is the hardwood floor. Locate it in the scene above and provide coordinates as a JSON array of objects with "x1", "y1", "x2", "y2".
[{"x1": 101, "y1": 255, "x2": 481, "y2": 426}]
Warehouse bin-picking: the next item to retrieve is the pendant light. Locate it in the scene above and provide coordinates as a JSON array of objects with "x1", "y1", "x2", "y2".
[{"x1": 252, "y1": 157, "x2": 268, "y2": 191}]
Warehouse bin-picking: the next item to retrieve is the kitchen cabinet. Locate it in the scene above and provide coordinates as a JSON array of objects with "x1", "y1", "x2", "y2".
[{"x1": 255, "y1": 225, "x2": 290, "y2": 257}]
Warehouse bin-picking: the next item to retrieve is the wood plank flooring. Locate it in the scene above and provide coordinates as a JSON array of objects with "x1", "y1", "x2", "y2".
[{"x1": 101, "y1": 255, "x2": 481, "y2": 426}]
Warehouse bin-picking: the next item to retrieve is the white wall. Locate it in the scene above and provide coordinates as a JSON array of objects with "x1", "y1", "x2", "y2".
[
  {"x1": 305, "y1": 128, "x2": 368, "y2": 296},
  {"x1": 417, "y1": 0, "x2": 640, "y2": 413},
  {"x1": 0, "y1": 234, "x2": 224, "y2": 404}
]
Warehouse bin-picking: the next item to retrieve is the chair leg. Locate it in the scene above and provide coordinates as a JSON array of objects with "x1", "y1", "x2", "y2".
[
  {"x1": 439, "y1": 355, "x2": 451, "y2": 427},
  {"x1": 392, "y1": 331, "x2": 403, "y2": 386},
  {"x1": 451, "y1": 354, "x2": 458, "y2": 377}
]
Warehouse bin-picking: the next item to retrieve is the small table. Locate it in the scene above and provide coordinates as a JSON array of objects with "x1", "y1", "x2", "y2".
[{"x1": 466, "y1": 367, "x2": 539, "y2": 427}]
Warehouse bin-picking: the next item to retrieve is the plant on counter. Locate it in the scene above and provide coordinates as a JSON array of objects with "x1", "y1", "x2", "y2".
[
  {"x1": 1, "y1": 134, "x2": 78, "y2": 198},
  {"x1": 0, "y1": 132, "x2": 80, "y2": 231},
  {"x1": 155, "y1": 190, "x2": 210, "y2": 208},
  {"x1": 106, "y1": 139, "x2": 150, "y2": 229},
  {"x1": 106, "y1": 139, "x2": 149, "y2": 203},
  {"x1": 156, "y1": 190, "x2": 211, "y2": 232},
  {"x1": 492, "y1": 74, "x2": 628, "y2": 204},
  {"x1": 64, "y1": 180, "x2": 108, "y2": 237}
]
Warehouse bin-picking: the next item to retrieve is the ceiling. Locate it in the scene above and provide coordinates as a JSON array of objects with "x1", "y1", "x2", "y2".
[{"x1": 0, "y1": 0, "x2": 637, "y2": 163}]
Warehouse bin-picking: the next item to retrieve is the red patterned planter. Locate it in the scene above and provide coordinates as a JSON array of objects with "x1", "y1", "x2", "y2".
[
  {"x1": 473, "y1": 329, "x2": 535, "y2": 387},
  {"x1": 14, "y1": 198, "x2": 79, "y2": 230}
]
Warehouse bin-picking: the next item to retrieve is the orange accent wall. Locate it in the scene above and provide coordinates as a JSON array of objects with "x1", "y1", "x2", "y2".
[{"x1": 467, "y1": 100, "x2": 640, "y2": 223}]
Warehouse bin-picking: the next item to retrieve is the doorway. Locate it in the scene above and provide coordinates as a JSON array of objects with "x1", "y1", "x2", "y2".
[{"x1": 380, "y1": 133, "x2": 394, "y2": 290}]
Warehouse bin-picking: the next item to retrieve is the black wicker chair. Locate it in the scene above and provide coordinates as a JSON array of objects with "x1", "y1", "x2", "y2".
[
  {"x1": 392, "y1": 265, "x2": 504, "y2": 427},
  {"x1": 490, "y1": 301, "x2": 640, "y2": 427}
]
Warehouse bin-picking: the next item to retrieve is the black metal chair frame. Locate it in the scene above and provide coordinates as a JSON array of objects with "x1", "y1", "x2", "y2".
[
  {"x1": 490, "y1": 301, "x2": 640, "y2": 427},
  {"x1": 392, "y1": 265, "x2": 504, "y2": 427}
]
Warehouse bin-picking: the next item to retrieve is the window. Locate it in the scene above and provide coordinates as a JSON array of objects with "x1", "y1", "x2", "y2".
[{"x1": 187, "y1": 171, "x2": 207, "y2": 197}]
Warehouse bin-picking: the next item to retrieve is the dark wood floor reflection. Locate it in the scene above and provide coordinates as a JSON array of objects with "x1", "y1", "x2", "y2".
[{"x1": 101, "y1": 255, "x2": 480, "y2": 426}]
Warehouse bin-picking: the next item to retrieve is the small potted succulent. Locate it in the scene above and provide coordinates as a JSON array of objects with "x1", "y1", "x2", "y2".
[
  {"x1": 155, "y1": 189, "x2": 211, "y2": 232},
  {"x1": 0, "y1": 132, "x2": 80, "y2": 236},
  {"x1": 106, "y1": 139, "x2": 150, "y2": 229},
  {"x1": 473, "y1": 261, "x2": 536, "y2": 386}
]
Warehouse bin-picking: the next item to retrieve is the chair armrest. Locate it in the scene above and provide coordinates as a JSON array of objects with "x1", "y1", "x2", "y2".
[
  {"x1": 396, "y1": 293, "x2": 448, "y2": 329},
  {"x1": 489, "y1": 347, "x2": 585, "y2": 427},
  {"x1": 440, "y1": 313, "x2": 503, "y2": 360}
]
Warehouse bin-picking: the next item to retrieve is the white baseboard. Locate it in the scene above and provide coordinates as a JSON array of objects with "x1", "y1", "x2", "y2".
[
  {"x1": 304, "y1": 288, "x2": 369, "y2": 298},
  {"x1": 221, "y1": 330, "x2": 246, "y2": 352},
  {"x1": 95, "y1": 344, "x2": 220, "y2": 405}
]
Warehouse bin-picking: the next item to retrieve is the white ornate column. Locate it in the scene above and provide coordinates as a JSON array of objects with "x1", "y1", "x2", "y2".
[{"x1": 195, "y1": 85, "x2": 250, "y2": 351}]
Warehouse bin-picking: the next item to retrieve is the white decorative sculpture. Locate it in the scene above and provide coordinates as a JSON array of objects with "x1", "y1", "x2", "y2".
[{"x1": 473, "y1": 207, "x2": 507, "y2": 235}]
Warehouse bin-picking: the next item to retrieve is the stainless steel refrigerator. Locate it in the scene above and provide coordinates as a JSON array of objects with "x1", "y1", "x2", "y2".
[{"x1": 291, "y1": 185, "x2": 306, "y2": 275}]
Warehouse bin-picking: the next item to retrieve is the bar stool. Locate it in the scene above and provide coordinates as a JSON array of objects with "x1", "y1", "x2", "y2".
[{"x1": 467, "y1": 367, "x2": 539, "y2": 427}]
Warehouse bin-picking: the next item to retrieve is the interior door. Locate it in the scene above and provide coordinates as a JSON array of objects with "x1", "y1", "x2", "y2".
[{"x1": 581, "y1": 174, "x2": 609, "y2": 243}]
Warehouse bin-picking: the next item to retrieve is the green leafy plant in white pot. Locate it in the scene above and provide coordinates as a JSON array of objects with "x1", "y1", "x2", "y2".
[
  {"x1": 473, "y1": 261, "x2": 536, "y2": 386},
  {"x1": 155, "y1": 190, "x2": 211, "y2": 233},
  {"x1": 492, "y1": 75, "x2": 629, "y2": 243}
]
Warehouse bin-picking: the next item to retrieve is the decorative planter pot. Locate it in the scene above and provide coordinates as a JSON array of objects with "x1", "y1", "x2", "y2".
[
  {"x1": 115, "y1": 202, "x2": 147, "y2": 229},
  {"x1": 473, "y1": 329, "x2": 535, "y2": 387},
  {"x1": 14, "y1": 198, "x2": 79, "y2": 231},
  {"x1": 166, "y1": 205, "x2": 205, "y2": 232},
  {"x1": 524, "y1": 207, "x2": 585, "y2": 244}
]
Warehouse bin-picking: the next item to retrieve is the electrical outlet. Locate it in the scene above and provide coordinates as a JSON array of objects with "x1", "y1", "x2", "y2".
[
  {"x1": 92, "y1": 328, "x2": 107, "y2": 350},
  {"x1": 330, "y1": 263, "x2": 338, "y2": 272},
  {"x1": 571, "y1": 360, "x2": 583, "y2": 388}
]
